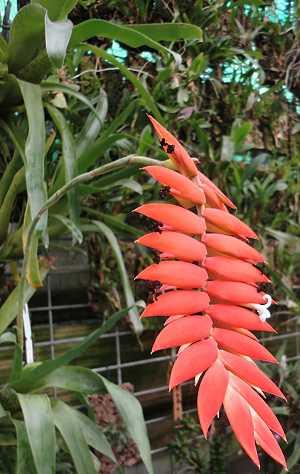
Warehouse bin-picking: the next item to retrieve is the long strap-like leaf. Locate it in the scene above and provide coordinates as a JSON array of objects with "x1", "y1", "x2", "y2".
[
  {"x1": 46, "y1": 104, "x2": 81, "y2": 243},
  {"x1": 17, "y1": 80, "x2": 48, "y2": 242}
]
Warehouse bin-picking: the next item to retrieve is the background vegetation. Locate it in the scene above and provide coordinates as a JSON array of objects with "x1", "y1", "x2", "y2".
[{"x1": 0, "y1": 0, "x2": 299, "y2": 473}]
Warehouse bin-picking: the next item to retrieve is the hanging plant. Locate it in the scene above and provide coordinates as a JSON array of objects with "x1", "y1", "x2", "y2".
[{"x1": 135, "y1": 115, "x2": 288, "y2": 470}]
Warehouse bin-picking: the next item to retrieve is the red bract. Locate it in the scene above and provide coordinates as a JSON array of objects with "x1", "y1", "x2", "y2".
[{"x1": 134, "y1": 116, "x2": 287, "y2": 469}]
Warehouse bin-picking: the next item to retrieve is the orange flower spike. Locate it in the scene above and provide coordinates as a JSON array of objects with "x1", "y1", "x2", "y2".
[
  {"x1": 134, "y1": 203, "x2": 206, "y2": 235},
  {"x1": 204, "y1": 256, "x2": 270, "y2": 283},
  {"x1": 212, "y1": 328, "x2": 277, "y2": 363},
  {"x1": 147, "y1": 114, "x2": 198, "y2": 177},
  {"x1": 230, "y1": 374, "x2": 286, "y2": 439},
  {"x1": 252, "y1": 414, "x2": 288, "y2": 469},
  {"x1": 220, "y1": 350, "x2": 286, "y2": 400},
  {"x1": 141, "y1": 290, "x2": 210, "y2": 317},
  {"x1": 144, "y1": 166, "x2": 206, "y2": 205},
  {"x1": 206, "y1": 304, "x2": 276, "y2": 333},
  {"x1": 135, "y1": 118, "x2": 286, "y2": 468},
  {"x1": 197, "y1": 171, "x2": 236, "y2": 209},
  {"x1": 206, "y1": 281, "x2": 266, "y2": 305},
  {"x1": 136, "y1": 261, "x2": 208, "y2": 289},
  {"x1": 169, "y1": 338, "x2": 218, "y2": 389},
  {"x1": 203, "y1": 208, "x2": 257, "y2": 239},
  {"x1": 136, "y1": 231, "x2": 207, "y2": 263},
  {"x1": 223, "y1": 386, "x2": 260, "y2": 468},
  {"x1": 197, "y1": 359, "x2": 229, "y2": 438},
  {"x1": 204, "y1": 234, "x2": 265, "y2": 263},
  {"x1": 151, "y1": 315, "x2": 212, "y2": 352}
]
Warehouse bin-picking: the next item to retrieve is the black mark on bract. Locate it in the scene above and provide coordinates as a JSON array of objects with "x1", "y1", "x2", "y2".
[
  {"x1": 167, "y1": 144, "x2": 175, "y2": 153},
  {"x1": 159, "y1": 186, "x2": 170, "y2": 199},
  {"x1": 160, "y1": 138, "x2": 175, "y2": 154}
]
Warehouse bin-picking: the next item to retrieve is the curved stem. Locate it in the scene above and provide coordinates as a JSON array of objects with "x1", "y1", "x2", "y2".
[{"x1": 17, "y1": 154, "x2": 166, "y2": 347}]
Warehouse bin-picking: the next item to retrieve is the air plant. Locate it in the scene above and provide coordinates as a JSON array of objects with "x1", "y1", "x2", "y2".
[{"x1": 134, "y1": 115, "x2": 287, "y2": 470}]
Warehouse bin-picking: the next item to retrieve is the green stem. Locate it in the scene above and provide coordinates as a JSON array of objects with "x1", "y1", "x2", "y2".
[
  {"x1": 0, "y1": 168, "x2": 25, "y2": 243},
  {"x1": 0, "y1": 152, "x2": 23, "y2": 207},
  {"x1": 17, "y1": 154, "x2": 165, "y2": 347}
]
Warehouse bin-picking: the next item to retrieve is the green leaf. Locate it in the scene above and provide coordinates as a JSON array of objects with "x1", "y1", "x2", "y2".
[
  {"x1": 18, "y1": 394, "x2": 56, "y2": 474},
  {"x1": 0, "y1": 264, "x2": 49, "y2": 336},
  {"x1": 52, "y1": 401, "x2": 96, "y2": 474},
  {"x1": 128, "y1": 22, "x2": 203, "y2": 42},
  {"x1": 83, "y1": 45, "x2": 163, "y2": 121},
  {"x1": 10, "y1": 307, "x2": 128, "y2": 392},
  {"x1": 46, "y1": 104, "x2": 80, "y2": 240},
  {"x1": 42, "y1": 81, "x2": 103, "y2": 124},
  {"x1": 85, "y1": 221, "x2": 143, "y2": 334},
  {"x1": 0, "y1": 118, "x2": 26, "y2": 163},
  {"x1": 0, "y1": 401, "x2": 6, "y2": 419},
  {"x1": 17, "y1": 80, "x2": 48, "y2": 239},
  {"x1": 82, "y1": 209, "x2": 142, "y2": 238},
  {"x1": 45, "y1": 13, "x2": 73, "y2": 68},
  {"x1": 77, "y1": 132, "x2": 125, "y2": 174},
  {"x1": 286, "y1": 431, "x2": 300, "y2": 472},
  {"x1": 10, "y1": 344, "x2": 23, "y2": 383},
  {"x1": 8, "y1": 4, "x2": 46, "y2": 74},
  {"x1": 189, "y1": 53, "x2": 208, "y2": 78},
  {"x1": 13, "y1": 420, "x2": 36, "y2": 474},
  {"x1": 23, "y1": 203, "x2": 43, "y2": 288},
  {"x1": 0, "y1": 167, "x2": 25, "y2": 243},
  {"x1": 72, "y1": 410, "x2": 116, "y2": 462},
  {"x1": 52, "y1": 215, "x2": 83, "y2": 244},
  {"x1": 70, "y1": 19, "x2": 177, "y2": 62},
  {"x1": 0, "y1": 332, "x2": 17, "y2": 345},
  {"x1": 230, "y1": 121, "x2": 252, "y2": 151},
  {"x1": 32, "y1": 0, "x2": 78, "y2": 20},
  {"x1": 99, "y1": 376, "x2": 153, "y2": 474},
  {"x1": 0, "y1": 151, "x2": 23, "y2": 207},
  {"x1": 76, "y1": 88, "x2": 108, "y2": 158},
  {"x1": 0, "y1": 35, "x2": 8, "y2": 63},
  {"x1": 29, "y1": 365, "x2": 105, "y2": 394},
  {"x1": 101, "y1": 99, "x2": 137, "y2": 139}
]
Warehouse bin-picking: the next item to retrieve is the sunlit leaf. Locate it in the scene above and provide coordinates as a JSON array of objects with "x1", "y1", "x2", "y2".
[
  {"x1": 70, "y1": 19, "x2": 177, "y2": 61},
  {"x1": 128, "y1": 22, "x2": 203, "y2": 42},
  {"x1": 45, "y1": 13, "x2": 73, "y2": 68}
]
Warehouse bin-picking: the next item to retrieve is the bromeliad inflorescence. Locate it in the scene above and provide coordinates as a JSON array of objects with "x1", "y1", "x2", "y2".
[{"x1": 134, "y1": 115, "x2": 287, "y2": 470}]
